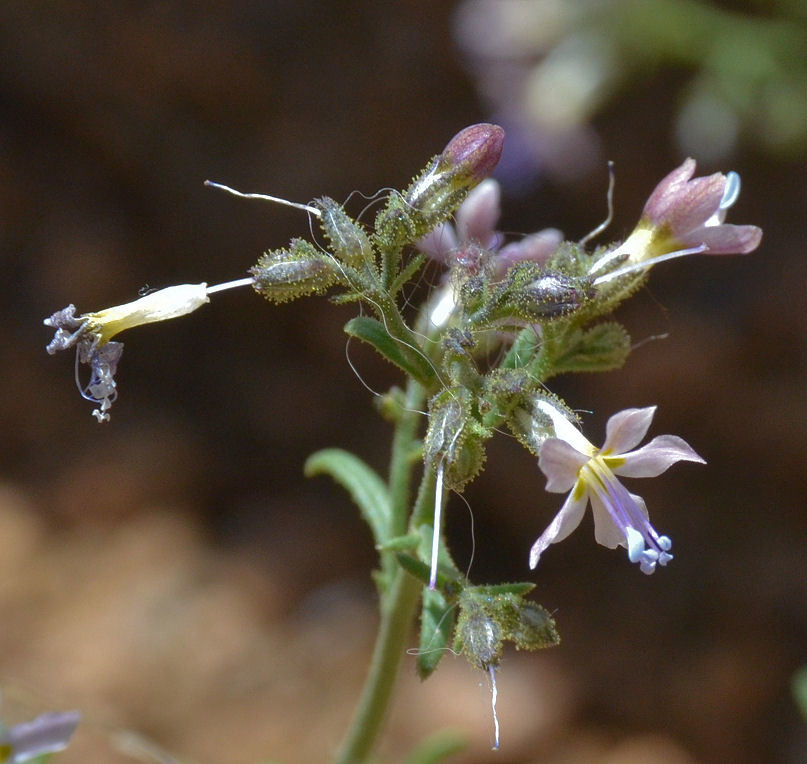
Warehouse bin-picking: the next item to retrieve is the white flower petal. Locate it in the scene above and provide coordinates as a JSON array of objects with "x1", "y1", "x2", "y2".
[
  {"x1": 613, "y1": 435, "x2": 705, "y2": 478},
  {"x1": 601, "y1": 406, "x2": 656, "y2": 454},
  {"x1": 529, "y1": 489, "x2": 588, "y2": 569},
  {"x1": 535, "y1": 400, "x2": 594, "y2": 455},
  {"x1": 538, "y1": 438, "x2": 589, "y2": 493}
]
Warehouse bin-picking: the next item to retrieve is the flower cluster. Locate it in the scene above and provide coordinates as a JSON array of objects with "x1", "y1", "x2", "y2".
[{"x1": 41, "y1": 123, "x2": 763, "y2": 756}]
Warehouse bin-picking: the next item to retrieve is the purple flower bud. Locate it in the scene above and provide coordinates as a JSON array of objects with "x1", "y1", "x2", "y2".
[{"x1": 439, "y1": 123, "x2": 505, "y2": 185}]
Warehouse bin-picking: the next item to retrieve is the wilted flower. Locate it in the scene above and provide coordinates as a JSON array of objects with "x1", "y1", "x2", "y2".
[
  {"x1": 592, "y1": 159, "x2": 762, "y2": 283},
  {"x1": 530, "y1": 402, "x2": 705, "y2": 574},
  {"x1": 44, "y1": 279, "x2": 252, "y2": 421},
  {"x1": 0, "y1": 709, "x2": 80, "y2": 763}
]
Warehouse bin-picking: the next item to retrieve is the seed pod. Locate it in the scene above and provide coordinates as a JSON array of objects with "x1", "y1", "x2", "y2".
[
  {"x1": 315, "y1": 197, "x2": 373, "y2": 268},
  {"x1": 424, "y1": 389, "x2": 487, "y2": 490},
  {"x1": 250, "y1": 238, "x2": 339, "y2": 303}
]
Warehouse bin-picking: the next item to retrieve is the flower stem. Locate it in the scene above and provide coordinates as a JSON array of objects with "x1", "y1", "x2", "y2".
[
  {"x1": 335, "y1": 565, "x2": 422, "y2": 764},
  {"x1": 336, "y1": 379, "x2": 426, "y2": 763}
]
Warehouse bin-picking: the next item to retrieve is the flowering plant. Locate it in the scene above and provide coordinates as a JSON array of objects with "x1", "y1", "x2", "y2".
[{"x1": 43, "y1": 125, "x2": 760, "y2": 761}]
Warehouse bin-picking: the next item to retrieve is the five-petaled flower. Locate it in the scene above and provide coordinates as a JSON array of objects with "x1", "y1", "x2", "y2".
[
  {"x1": 591, "y1": 158, "x2": 762, "y2": 283},
  {"x1": 530, "y1": 402, "x2": 705, "y2": 574}
]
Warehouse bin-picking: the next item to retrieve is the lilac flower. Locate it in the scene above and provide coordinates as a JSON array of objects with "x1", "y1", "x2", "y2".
[
  {"x1": 417, "y1": 178, "x2": 561, "y2": 273},
  {"x1": 530, "y1": 402, "x2": 705, "y2": 574},
  {"x1": 0, "y1": 709, "x2": 80, "y2": 762},
  {"x1": 591, "y1": 159, "x2": 762, "y2": 283}
]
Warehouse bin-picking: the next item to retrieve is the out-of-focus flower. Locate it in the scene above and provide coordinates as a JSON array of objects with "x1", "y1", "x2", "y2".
[
  {"x1": 417, "y1": 178, "x2": 562, "y2": 329},
  {"x1": 0, "y1": 709, "x2": 80, "y2": 763},
  {"x1": 591, "y1": 159, "x2": 762, "y2": 284},
  {"x1": 530, "y1": 402, "x2": 704, "y2": 574},
  {"x1": 454, "y1": 0, "x2": 807, "y2": 182}
]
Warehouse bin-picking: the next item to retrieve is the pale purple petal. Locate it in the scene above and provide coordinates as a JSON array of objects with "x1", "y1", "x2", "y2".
[
  {"x1": 589, "y1": 492, "x2": 627, "y2": 549},
  {"x1": 455, "y1": 178, "x2": 501, "y2": 247},
  {"x1": 660, "y1": 173, "x2": 726, "y2": 234},
  {"x1": 684, "y1": 223, "x2": 762, "y2": 255},
  {"x1": 641, "y1": 158, "x2": 696, "y2": 221},
  {"x1": 495, "y1": 228, "x2": 562, "y2": 274},
  {"x1": 601, "y1": 406, "x2": 656, "y2": 455},
  {"x1": 612, "y1": 435, "x2": 705, "y2": 478},
  {"x1": 416, "y1": 222, "x2": 458, "y2": 261},
  {"x1": 538, "y1": 438, "x2": 589, "y2": 493},
  {"x1": 535, "y1": 400, "x2": 594, "y2": 455},
  {"x1": 7, "y1": 711, "x2": 80, "y2": 760},
  {"x1": 529, "y1": 489, "x2": 588, "y2": 568}
]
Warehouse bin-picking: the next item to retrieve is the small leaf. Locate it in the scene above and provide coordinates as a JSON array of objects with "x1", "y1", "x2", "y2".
[
  {"x1": 344, "y1": 316, "x2": 435, "y2": 386},
  {"x1": 389, "y1": 253, "x2": 427, "y2": 297},
  {"x1": 550, "y1": 322, "x2": 631, "y2": 375},
  {"x1": 418, "y1": 586, "x2": 456, "y2": 679},
  {"x1": 792, "y1": 666, "x2": 807, "y2": 720},
  {"x1": 395, "y1": 551, "x2": 461, "y2": 591},
  {"x1": 304, "y1": 448, "x2": 391, "y2": 546}
]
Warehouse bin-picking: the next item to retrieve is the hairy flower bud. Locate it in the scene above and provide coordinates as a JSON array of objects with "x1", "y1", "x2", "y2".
[
  {"x1": 467, "y1": 262, "x2": 591, "y2": 327},
  {"x1": 439, "y1": 123, "x2": 505, "y2": 187},
  {"x1": 402, "y1": 124, "x2": 505, "y2": 232}
]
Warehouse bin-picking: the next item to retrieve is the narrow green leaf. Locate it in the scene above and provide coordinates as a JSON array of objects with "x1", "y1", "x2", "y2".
[
  {"x1": 793, "y1": 665, "x2": 807, "y2": 720},
  {"x1": 395, "y1": 552, "x2": 432, "y2": 585},
  {"x1": 304, "y1": 448, "x2": 391, "y2": 546},
  {"x1": 344, "y1": 316, "x2": 435, "y2": 385}
]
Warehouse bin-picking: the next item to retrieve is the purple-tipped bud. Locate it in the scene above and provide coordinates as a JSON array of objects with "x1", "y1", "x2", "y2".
[{"x1": 439, "y1": 123, "x2": 505, "y2": 185}]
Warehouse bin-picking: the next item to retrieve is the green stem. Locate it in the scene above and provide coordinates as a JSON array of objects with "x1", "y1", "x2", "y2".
[
  {"x1": 335, "y1": 565, "x2": 422, "y2": 764},
  {"x1": 388, "y1": 380, "x2": 425, "y2": 536},
  {"x1": 336, "y1": 378, "x2": 426, "y2": 763}
]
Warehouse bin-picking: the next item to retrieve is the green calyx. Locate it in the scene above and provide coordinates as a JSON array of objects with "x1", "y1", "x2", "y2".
[
  {"x1": 251, "y1": 238, "x2": 340, "y2": 303},
  {"x1": 454, "y1": 587, "x2": 560, "y2": 670}
]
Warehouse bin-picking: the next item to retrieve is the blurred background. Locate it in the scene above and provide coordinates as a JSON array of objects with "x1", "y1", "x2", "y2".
[{"x1": 0, "y1": 0, "x2": 805, "y2": 761}]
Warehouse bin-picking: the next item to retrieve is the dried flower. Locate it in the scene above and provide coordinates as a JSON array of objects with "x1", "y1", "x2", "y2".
[
  {"x1": 44, "y1": 279, "x2": 252, "y2": 421},
  {"x1": 530, "y1": 402, "x2": 705, "y2": 574}
]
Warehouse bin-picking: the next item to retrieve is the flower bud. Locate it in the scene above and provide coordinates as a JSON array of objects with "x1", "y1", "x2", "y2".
[
  {"x1": 456, "y1": 599, "x2": 502, "y2": 670},
  {"x1": 467, "y1": 262, "x2": 591, "y2": 327},
  {"x1": 402, "y1": 124, "x2": 505, "y2": 230},
  {"x1": 439, "y1": 123, "x2": 505, "y2": 187}
]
